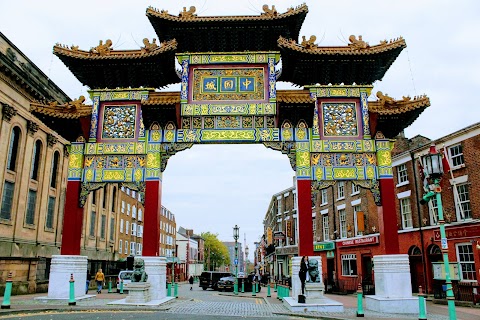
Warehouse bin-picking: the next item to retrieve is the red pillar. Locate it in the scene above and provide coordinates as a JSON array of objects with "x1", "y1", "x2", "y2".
[
  {"x1": 297, "y1": 179, "x2": 313, "y2": 256},
  {"x1": 60, "y1": 181, "x2": 84, "y2": 255},
  {"x1": 143, "y1": 180, "x2": 162, "y2": 256},
  {"x1": 378, "y1": 178, "x2": 400, "y2": 254}
]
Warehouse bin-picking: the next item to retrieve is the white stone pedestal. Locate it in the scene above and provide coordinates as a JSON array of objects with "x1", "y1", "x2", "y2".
[
  {"x1": 142, "y1": 256, "x2": 166, "y2": 301},
  {"x1": 125, "y1": 283, "x2": 151, "y2": 304},
  {"x1": 284, "y1": 256, "x2": 343, "y2": 312},
  {"x1": 365, "y1": 254, "x2": 419, "y2": 314},
  {"x1": 47, "y1": 255, "x2": 88, "y2": 299}
]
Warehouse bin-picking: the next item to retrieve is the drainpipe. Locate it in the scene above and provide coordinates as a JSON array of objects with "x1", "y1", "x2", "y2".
[{"x1": 411, "y1": 151, "x2": 429, "y2": 293}]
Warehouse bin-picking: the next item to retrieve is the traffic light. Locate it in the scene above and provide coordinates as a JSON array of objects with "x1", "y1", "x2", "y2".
[{"x1": 420, "y1": 191, "x2": 435, "y2": 205}]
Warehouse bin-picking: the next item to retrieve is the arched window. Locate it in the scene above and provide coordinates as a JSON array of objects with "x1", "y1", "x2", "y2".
[
  {"x1": 7, "y1": 127, "x2": 21, "y2": 171},
  {"x1": 50, "y1": 151, "x2": 60, "y2": 188},
  {"x1": 30, "y1": 140, "x2": 42, "y2": 181},
  {"x1": 408, "y1": 246, "x2": 422, "y2": 256}
]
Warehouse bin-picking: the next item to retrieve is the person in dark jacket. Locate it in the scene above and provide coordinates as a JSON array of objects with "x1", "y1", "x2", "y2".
[
  {"x1": 299, "y1": 256, "x2": 308, "y2": 295},
  {"x1": 189, "y1": 275, "x2": 194, "y2": 290}
]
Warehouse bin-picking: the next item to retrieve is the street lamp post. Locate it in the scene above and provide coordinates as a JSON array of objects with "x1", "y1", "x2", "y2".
[
  {"x1": 233, "y1": 225, "x2": 240, "y2": 295},
  {"x1": 421, "y1": 145, "x2": 456, "y2": 320}
]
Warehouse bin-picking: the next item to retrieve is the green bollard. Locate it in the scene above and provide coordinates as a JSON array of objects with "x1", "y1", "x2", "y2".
[
  {"x1": 356, "y1": 283, "x2": 364, "y2": 317},
  {"x1": 241, "y1": 279, "x2": 244, "y2": 293},
  {"x1": 1, "y1": 272, "x2": 13, "y2": 309},
  {"x1": 120, "y1": 279, "x2": 124, "y2": 294},
  {"x1": 418, "y1": 286, "x2": 427, "y2": 320},
  {"x1": 68, "y1": 273, "x2": 76, "y2": 306},
  {"x1": 267, "y1": 282, "x2": 271, "y2": 297},
  {"x1": 277, "y1": 286, "x2": 283, "y2": 300},
  {"x1": 167, "y1": 283, "x2": 172, "y2": 297},
  {"x1": 252, "y1": 282, "x2": 256, "y2": 296},
  {"x1": 174, "y1": 282, "x2": 178, "y2": 298},
  {"x1": 108, "y1": 278, "x2": 112, "y2": 293},
  {"x1": 274, "y1": 282, "x2": 277, "y2": 292}
]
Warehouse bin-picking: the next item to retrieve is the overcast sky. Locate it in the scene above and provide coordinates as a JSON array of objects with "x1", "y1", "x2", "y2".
[{"x1": 1, "y1": 0, "x2": 478, "y2": 259}]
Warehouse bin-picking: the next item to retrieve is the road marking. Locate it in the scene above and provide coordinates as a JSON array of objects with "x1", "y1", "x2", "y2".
[{"x1": 255, "y1": 299, "x2": 263, "y2": 304}]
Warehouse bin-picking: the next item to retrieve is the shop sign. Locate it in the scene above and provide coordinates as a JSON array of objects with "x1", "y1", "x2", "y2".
[
  {"x1": 432, "y1": 262, "x2": 461, "y2": 280},
  {"x1": 267, "y1": 227, "x2": 273, "y2": 244},
  {"x1": 337, "y1": 235, "x2": 379, "y2": 248},
  {"x1": 275, "y1": 245, "x2": 298, "y2": 255},
  {"x1": 274, "y1": 231, "x2": 285, "y2": 240},
  {"x1": 326, "y1": 251, "x2": 335, "y2": 258},
  {"x1": 433, "y1": 224, "x2": 480, "y2": 241},
  {"x1": 286, "y1": 220, "x2": 292, "y2": 238},
  {"x1": 314, "y1": 241, "x2": 335, "y2": 251}
]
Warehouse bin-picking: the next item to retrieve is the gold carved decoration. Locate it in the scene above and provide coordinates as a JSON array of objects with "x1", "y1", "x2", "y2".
[
  {"x1": 348, "y1": 35, "x2": 369, "y2": 50},
  {"x1": 141, "y1": 38, "x2": 158, "y2": 53},
  {"x1": 301, "y1": 35, "x2": 317, "y2": 49},
  {"x1": 262, "y1": 5, "x2": 278, "y2": 16},
  {"x1": 179, "y1": 6, "x2": 196, "y2": 18},
  {"x1": 90, "y1": 39, "x2": 113, "y2": 55}
]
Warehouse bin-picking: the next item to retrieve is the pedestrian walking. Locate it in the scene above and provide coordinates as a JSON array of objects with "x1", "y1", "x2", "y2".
[
  {"x1": 86, "y1": 272, "x2": 91, "y2": 294},
  {"x1": 95, "y1": 268, "x2": 105, "y2": 294},
  {"x1": 189, "y1": 275, "x2": 194, "y2": 290}
]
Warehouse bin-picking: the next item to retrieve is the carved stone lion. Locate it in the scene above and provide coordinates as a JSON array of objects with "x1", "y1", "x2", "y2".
[
  {"x1": 131, "y1": 258, "x2": 148, "y2": 282},
  {"x1": 307, "y1": 259, "x2": 321, "y2": 283}
]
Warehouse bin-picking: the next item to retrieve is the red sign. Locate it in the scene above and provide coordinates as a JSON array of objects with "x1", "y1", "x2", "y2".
[
  {"x1": 433, "y1": 224, "x2": 480, "y2": 241},
  {"x1": 337, "y1": 235, "x2": 379, "y2": 248}
]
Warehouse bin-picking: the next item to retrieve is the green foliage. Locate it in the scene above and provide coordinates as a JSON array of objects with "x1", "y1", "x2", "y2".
[{"x1": 201, "y1": 232, "x2": 231, "y2": 270}]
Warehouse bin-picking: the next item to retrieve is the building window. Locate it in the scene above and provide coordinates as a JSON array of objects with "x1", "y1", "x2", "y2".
[
  {"x1": 448, "y1": 144, "x2": 464, "y2": 168},
  {"x1": 111, "y1": 187, "x2": 117, "y2": 212},
  {"x1": 50, "y1": 151, "x2": 60, "y2": 189},
  {"x1": 312, "y1": 217, "x2": 316, "y2": 238},
  {"x1": 127, "y1": 203, "x2": 131, "y2": 216},
  {"x1": 138, "y1": 209, "x2": 142, "y2": 221},
  {"x1": 323, "y1": 215, "x2": 329, "y2": 241},
  {"x1": 131, "y1": 223, "x2": 136, "y2": 236},
  {"x1": 277, "y1": 198, "x2": 282, "y2": 215},
  {"x1": 132, "y1": 206, "x2": 137, "y2": 219},
  {"x1": 339, "y1": 209, "x2": 347, "y2": 238},
  {"x1": 341, "y1": 254, "x2": 357, "y2": 276},
  {"x1": 89, "y1": 211, "x2": 96, "y2": 237},
  {"x1": 120, "y1": 219, "x2": 124, "y2": 233},
  {"x1": 7, "y1": 127, "x2": 21, "y2": 172},
  {"x1": 25, "y1": 190, "x2": 37, "y2": 225},
  {"x1": 353, "y1": 205, "x2": 363, "y2": 236},
  {"x1": 130, "y1": 242, "x2": 135, "y2": 255},
  {"x1": 337, "y1": 181, "x2": 345, "y2": 200},
  {"x1": 100, "y1": 215, "x2": 106, "y2": 239},
  {"x1": 456, "y1": 243, "x2": 476, "y2": 281},
  {"x1": 125, "y1": 221, "x2": 129, "y2": 235},
  {"x1": 109, "y1": 217, "x2": 115, "y2": 241},
  {"x1": 119, "y1": 240, "x2": 122, "y2": 253},
  {"x1": 0, "y1": 181, "x2": 15, "y2": 220},
  {"x1": 321, "y1": 188, "x2": 328, "y2": 205},
  {"x1": 400, "y1": 198, "x2": 413, "y2": 229},
  {"x1": 456, "y1": 184, "x2": 471, "y2": 219},
  {"x1": 351, "y1": 182, "x2": 360, "y2": 195},
  {"x1": 397, "y1": 164, "x2": 408, "y2": 184},
  {"x1": 132, "y1": 190, "x2": 136, "y2": 198},
  {"x1": 121, "y1": 201, "x2": 125, "y2": 213},
  {"x1": 125, "y1": 241, "x2": 128, "y2": 254},
  {"x1": 46, "y1": 196, "x2": 55, "y2": 229},
  {"x1": 136, "y1": 243, "x2": 142, "y2": 255},
  {"x1": 30, "y1": 140, "x2": 42, "y2": 181}
]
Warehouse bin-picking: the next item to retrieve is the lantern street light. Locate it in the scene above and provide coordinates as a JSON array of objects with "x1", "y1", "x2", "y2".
[
  {"x1": 233, "y1": 225, "x2": 240, "y2": 295},
  {"x1": 421, "y1": 144, "x2": 456, "y2": 320}
]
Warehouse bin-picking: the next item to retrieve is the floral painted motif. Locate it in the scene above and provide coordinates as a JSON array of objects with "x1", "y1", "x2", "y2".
[{"x1": 102, "y1": 105, "x2": 136, "y2": 139}]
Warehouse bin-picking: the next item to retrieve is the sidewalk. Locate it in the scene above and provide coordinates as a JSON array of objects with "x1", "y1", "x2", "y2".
[{"x1": 1, "y1": 284, "x2": 480, "y2": 320}]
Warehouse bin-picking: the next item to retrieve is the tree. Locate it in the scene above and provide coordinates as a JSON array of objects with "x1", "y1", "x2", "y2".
[{"x1": 201, "y1": 232, "x2": 230, "y2": 271}]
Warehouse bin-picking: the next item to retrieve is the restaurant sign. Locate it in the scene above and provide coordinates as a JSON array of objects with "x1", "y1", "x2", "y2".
[
  {"x1": 337, "y1": 235, "x2": 379, "y2": 248},
  {"x1": 433, "y1": 224, "x2": 480, "y2": 241},
  {"x1": 314, "y1": 242, "x2": 335, "y2": 251}
]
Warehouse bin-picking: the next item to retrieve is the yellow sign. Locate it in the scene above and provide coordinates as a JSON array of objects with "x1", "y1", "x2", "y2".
[{"x1": 267, "y1": 227, "x2": 273, "y2": 245}]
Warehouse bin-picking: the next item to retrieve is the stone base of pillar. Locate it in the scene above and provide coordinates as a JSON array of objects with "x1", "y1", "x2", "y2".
[
  {"x1": 365, "y1": 254, "x2": 419, "y2": 314},
  {"x1": 305, "y1": 282, "x2": 324, "y2": 299},
  {"x1": 283, "y1": 296, "x2": 343, "y2": 312},
  {"x1": 141, "y1": 256, "x2": 166, "y2": 301},
  {"x1": 47, "y1": 255, "x2": 88, "y2": 299},
  {"x1": 125, "y1": 283, "x2": 151, "y2": 304}
]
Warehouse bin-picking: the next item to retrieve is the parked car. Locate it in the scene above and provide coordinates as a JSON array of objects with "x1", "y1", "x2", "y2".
[
  {"x1": 199, "y1": 271, "x2": 232, "y2": 290},
  {"x1": 217, "y1": 276, "x2": 235, "y2": 291},
  {"x1": 116, "y1": 270, "x2": 133, "y2": 293}
]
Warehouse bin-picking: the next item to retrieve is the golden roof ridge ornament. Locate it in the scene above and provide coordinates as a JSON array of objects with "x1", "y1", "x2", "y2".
[
  {"x1": 141, "y1": 38, "x2": 158, "y2": 53},
  {"x1": 262, "y1": 5, "x2": 278, "y2": 16},
  {"x1": 348, "y1": 35, "x2": 369, "y2": 50},
  {"x1": 301, "y1": 35, "x2": 317, "y2": 49},
  {"x1": 90, "y1": 39, "x2": 113, "y2": 56},
  {"x1": 179, "y1": 6, "x2": 196, "y2": 19},
  {"x1": 370, "y1": 91, "x2": 430, "y2": 115}
]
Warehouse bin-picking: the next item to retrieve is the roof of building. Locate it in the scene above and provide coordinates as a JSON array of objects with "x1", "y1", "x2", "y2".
[
  {"x1": 53, "y1": 39, "x2": 178, "y2": 89},
  {"x1": 146, "y1": 4, "x2": 308, "y2": 53},
  {"x1": 277, "y1": 36, "x2": 406, "y2": 85}
]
